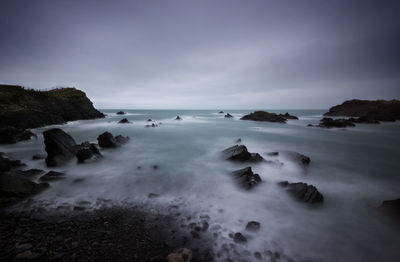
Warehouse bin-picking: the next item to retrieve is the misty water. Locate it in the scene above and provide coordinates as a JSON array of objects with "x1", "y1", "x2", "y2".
[{"x1": 1, "y1": 109, "x2": 400, "y2": 261}]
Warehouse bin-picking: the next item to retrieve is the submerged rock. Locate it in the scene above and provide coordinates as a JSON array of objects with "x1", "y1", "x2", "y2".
[
  {"x1": 279, "y1": 112, "x2": 299, "y2": 120},
  {"x1": 231, "y1": 167, "x2": 262, "y2": 190},
  {"x1": 225, "y1": 113, "x2": 233, "y2": 118},
  {"x1": 0, "y1": 171, "x2": 49, "y2": 207},
  {"x1": 269, "y1": 151, "x2": 310, "y2": 166},
  {"x1": 118, "y1": 118, "x2": 130, "y2": 123},
  {"x1": 0, "y1": 127, "x2": 36, "y2": 144},
  {"x1": 175, "y1": 116, "x2": 182, "y2": 120},
  {"x1": 246, "y1": 221, "x2": 261, "y2": 231},
  {"x1": 219, "y1": 111, "x2": 224, "y2": 114},
  {"x1": 32, "y1": 154, "x2": 46, "y2": 160},
  {"x1": 115, "y1": 135, "x2": 130, "y2": 144},
  {"x1": 145, "y1": 123, "x2": 158, "y2": 128},
  {"x1": 279, "y1": 181, "x2": 323, "y2": 204},
  {"x1": 97, "y1": 132, "x2": 118, "y2": 148},
  {"x1": 241, "y1": 111, "x2": 287, "y2": 123},
  {"x1": 116, "y1": 111, "x2": 125, "y2": 115},
  {"x1": 222, "y1": 145, "x2": 263, "y2": 162},
  {"x1": 39, "y1": 171, "x2": 65, "y2": 182},
  {"x1": 0, "y1": 153, "x2": 25, "y2": 172},
  {"x1": 43, "y1": 128, "x2": 77, "y2": 167},
  {"x1": 318, "y1": 117, "x2": 355, "y2": 128}
]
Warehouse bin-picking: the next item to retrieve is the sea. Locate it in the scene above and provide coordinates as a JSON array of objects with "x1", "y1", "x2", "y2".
[{"x1": 1, "y1": 109, "x2": 400, "y2": 261}]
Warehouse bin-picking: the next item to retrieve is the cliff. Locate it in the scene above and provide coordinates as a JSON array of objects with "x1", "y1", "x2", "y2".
[
  {"x1": 0, "y1": 84, "x2": 105, "y2": 130},
  {"x1": 324, "y1": 99, "x2": 400, "y2": 121}
]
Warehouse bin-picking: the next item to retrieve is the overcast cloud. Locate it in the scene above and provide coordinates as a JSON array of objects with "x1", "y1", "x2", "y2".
[{"x1": 0, "y1": 0, "x2": 399, "y2": 109}]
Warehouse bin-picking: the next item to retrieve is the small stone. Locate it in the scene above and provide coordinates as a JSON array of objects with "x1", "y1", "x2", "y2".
[
  {"x1": 233, "y1": 232, "x2": 247, "y2": 244},
  {"x1": 246, "y1": 221, "x2": 261, "y2": 231}
]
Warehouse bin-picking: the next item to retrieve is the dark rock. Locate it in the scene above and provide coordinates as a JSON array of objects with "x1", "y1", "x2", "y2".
[
  {"x1": 231, "y1": 167, "x2": 262, "y2": 190},
  {"x1": 0, "y1": 127, "x2": 36, "y2": 144},
  {"x1": 225, "y1": 113, "x2": 233, "y2": 118},
  {"x1": 89, "y1": 144, "x2": 101, "y2": 156},
  {"x1": 348, "y1": 117, "x2": 380, "y2": 124},
  {"x1": 324, "y1": 99, "x2": 400, "y2": 121},
  {"x1": 279, "y1": 181, "x2": 323, "y2": 204},
  {"x1": 18, "y1": 169, "x2": 45, "y2": 177},
  {"x1": 281, "y1": 151, "x2": 311, "y2": 166},
  {"x1": 175, "y1": 116, "x2": 182, "y2": 120},
  {"x1": 32, "y1": 154, "x2": 46, "y2": 160},
  {"x1": 115, "y1": 135, "x2": 130, "y2": 144},
  {"x1": 0, "y1": 170, "x2": 49, "y2": 207},
  {"x1": 148, "y1": 193, "x2": 160, "y2": 198},
  {"x1": 307, "y1": 124, "x2": 313, "y2": 127},
  {"x1": 235, "y1": 138, "x2": 241, "y2": 143},
  {"x1": 241, "y1": 111, "x2": 287, "y2": 123},
  {"x1": 39, "y1": 171, "x2": 65, "y2": 182},
  {"x1": 0, "y1": 85, "x2": 104, "y2": 130},
  {"x1": 43, "y1": 128, "x2": 77, "y2": 166},
  {"x1": 147, "y1": 119, "x2": 152, "y2": 122},
  {"x1": 0, "y1": 154, "x2": 25, "y2": 172},
  {"x1": 222, "y1": 145, "x2": 263, "y2": 162},
  {"x1": 76, "y1": 148, "x2": 93, "y2": 163},
  {"x1": 246, "y1": 221, "x2": 261, "y2": 231},
  {"x1": 116, "y1": 111, "x2": 125, "y2": 115},
  {"x1": 233, "y1": 232, "x2": 247, "y2": 244},
  {"x1": 318, "y1": 117, "x2": 355, "y2": 128},
  {"x1": 266, "y1": 151, "x2": 279, "y2": 156},
  {"x1": 219, "y1": 111, "x2": 224, "y2": 114},
  {"x1": 279, "y1": 112, "x2": 299, "y2": 120},
  {"x1": 97, "y1": 132, "x2": 118, "y2": 148},
  {"x1": 118, "y1": 118, "x2": 130, "y2": 124},
  {"x1": 380, "y1": 199, "x2": 400, "y2": 216}
]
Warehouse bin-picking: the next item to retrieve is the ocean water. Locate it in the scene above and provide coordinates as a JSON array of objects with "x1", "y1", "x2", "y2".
[{"x1": 1, "y1": 109, "x2": 400, "y2": 261}]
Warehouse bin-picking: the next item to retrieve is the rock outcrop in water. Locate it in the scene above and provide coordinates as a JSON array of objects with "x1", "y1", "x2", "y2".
[
  {"x1": 43, "y1": 128, "x2": 78, "y2": 167},
  {"x1": 118, "y1": 118, "x2": 130, "y2": 124},
  {"x1": 97, "y1": 132, "x2": 129, "y2": 148},
  {"x1": 224, "y1": 113, "x2": 233, "y2": 118},
  {"x1": 279, "y1": 112, "x2": 299, "y2": 120},
  {"x1": 116, "y1": 111, "x2": 125, "y2": 115},
  {"x1": 0, "y1": 85, "x2": 104, "y2": 130},
  {"x1": 324, "y1": 99, "x2": 400, "y2": 122},
  {"x1": 222, "y1": 145, "x2": 263, "y2": 162},
  {"x1": 241, "y1": 111, "x2": 287, "y2": 123},
  {"x1": 268, "y1": 151, "x2": 310, "y2": 166},
  {"x1": 278, "y1": 181, "x2": 323, "y2": 204},
  {"x1": 231, "y1": 167, "x2": 262, "y2": 190},
  {"x1": 317, "y1": 117, "x2": 356, "y2": 128},
  {"x1": 0, "y1": 127, "x2": 36, "y2": 144},
  {"x1": 0, "y1": 153, "x2": 25, "y2": 172}
]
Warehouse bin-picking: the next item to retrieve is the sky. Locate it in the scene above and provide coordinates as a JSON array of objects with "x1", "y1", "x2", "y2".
[{"x1": 0, "y1": 0, "x2": 399, "y2": 109}]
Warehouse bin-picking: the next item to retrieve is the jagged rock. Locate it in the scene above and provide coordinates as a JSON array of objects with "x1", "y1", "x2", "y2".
[
  {"x1": 118, "y1": 118, "x2": 130, "y2": 123},
  {"x1": 231, "y1": 167, "x2": 262, "y2": 190},
  {"x1": 0, "y1": 154, "x2": 25, "y2": 172},
  {"x1": 32, "y1": 154, "x2": 46, "y2": 160},
  {"x1": 0, "y1": 170, "x2": 49, "y2": 207},
  {"x1": 175, "y1": 116, "x2": 182, "y2": 120},
  {"x1": 241, "y1": 111, "x2": 287, "y2": 123},
  {"x1": 39, "y1": 171, "x2": 65, "y2": 182},
  {"x1": 115, "y1": 135, "x2": 130, "y2": 144},
  {"x1": 97, "y1": 132, "x2": 118, "y2": 148},
  {"x1": 236, "y1": 138, "x2": 241, "y2": 143},
  {"x1": 279, "y1": 112, "x2": 299, "y2": 120},
  {"x1": 279, "y1": 181, "x2": 323, "y2": 204},
  {"x1": 318, "y1": 117, "x2": 355, "y2": 128},
  {"x1": 380, "y1": 199, "x2": 400, "y2": 216},
  {"x1": 43, "y1": 128, "x2": 77, "y2": 167},
  {"x1": 233, "y1": 232, "x2": 247, "y2": 244},
  {"x1": 324, "y1": 99, "x2": 400, "y2": 121},
  {"x1": 0, "y1": 127, "x2": 36, "y2": 144},
  {"x1": 269, "y1": 151, "x2": 310, "y2": 166},
  {"x1": 246, "y1": 221, "x2": 261, "y2": 231},
  {"x1": 222, "y1": 145, "x2": 263, "y2": 162},
  {"x1": 116, "y1": 111, "x2": 125, "y2": 115},
  {"x1": 18, "y1": 169, "x2": 45, "y2": 178},
  {"x1": 76, "y1": 148, "x2": 93, "y2": 163},
  {"x1": 225, "y1": 113, "x2": 233, "y2": 118}
]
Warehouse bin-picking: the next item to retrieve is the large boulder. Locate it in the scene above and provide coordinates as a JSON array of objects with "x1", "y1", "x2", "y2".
[
  {"x1": 222, "y1": 145, "x2": 263, "y2": 162},
  {"x1": 241, "y1": 111, "x2": 287, "y2": 123},
  {"x1": 43, "y1": 128, "x2": 78, "y2": 167},
  {"x1": 0, "y1": 127, "x2": 36, "y2": 144},
  {"x1": 0, "y1": 171, "x2": 49, "y2": 207},
  {"x1": 97, "y1": 132, "x2": 118, "y2": 148},
  {"x1": 231, "y1": 167, "x2": 262, "y2": 190},
  {"x1": 75, "y1": 142, "x2": 102, "y2": 163},
  {"x1": 279, "y1": 181, "x2": 323, "y2": 204}
]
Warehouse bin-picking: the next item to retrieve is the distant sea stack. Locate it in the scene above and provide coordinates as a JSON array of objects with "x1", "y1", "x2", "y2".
[
  {"x1": 0, "y1": 84, "x2": 105, "y2": 130},
  {"x1": 324, "y1": 99, "x2": 400, "y2": 122}
]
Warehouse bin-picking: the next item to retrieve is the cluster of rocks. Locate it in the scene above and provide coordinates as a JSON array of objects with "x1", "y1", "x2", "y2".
[
  {"x1": 0, "y1": 127, "x2": 37, "y2": 144},
  {"x1": 240, "y1": 111, "x2": 298, "y2": 123}
]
